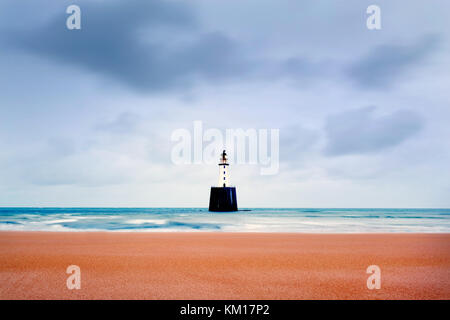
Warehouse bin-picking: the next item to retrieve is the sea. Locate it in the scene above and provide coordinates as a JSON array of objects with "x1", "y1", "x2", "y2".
[{"x1": 0, "y1": 208, "x2": 449, "y2": 233}]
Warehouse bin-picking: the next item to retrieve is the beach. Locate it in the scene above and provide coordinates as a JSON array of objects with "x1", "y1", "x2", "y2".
[{"x1": 0, "y1": 232, "x2": 449, "y2": 299}]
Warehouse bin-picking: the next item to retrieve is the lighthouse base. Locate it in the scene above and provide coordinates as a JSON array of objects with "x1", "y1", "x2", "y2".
[{"x1": 209, "y1": 187, "x2": 238, "y2": 212}]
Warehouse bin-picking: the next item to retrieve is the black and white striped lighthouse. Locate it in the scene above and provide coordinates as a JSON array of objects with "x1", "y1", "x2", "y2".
[{"x1": 208, "y1": 150, "x2": 238, "y2": 212}]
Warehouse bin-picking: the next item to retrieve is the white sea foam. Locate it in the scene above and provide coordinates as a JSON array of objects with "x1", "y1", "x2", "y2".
[
  {"x1": 126, "y1": 219, "x2": 167, "y2": 225},
  {"x1": 1, "y1": 208, "x2": 449, "y2": 233},
  {"x1": 0, "y1": 222, "x2": 79, "y2": 232},
  {"x1": 44, "y1": 219, "x2": 78, "y2": 224}
]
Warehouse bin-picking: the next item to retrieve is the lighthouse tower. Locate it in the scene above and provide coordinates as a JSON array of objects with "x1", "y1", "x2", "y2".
[
  {"x1": 209, "y1": 150, "x2": 238, "y2": 212},
  {"x1": 218, "y1": 150, "x2": 229, "y2": 187}
]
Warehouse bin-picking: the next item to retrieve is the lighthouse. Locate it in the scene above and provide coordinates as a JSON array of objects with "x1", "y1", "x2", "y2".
[
  {"x1": 208, "y1": 150, "x2": 238, "y2": 212},
  {"x1": 218, "y1": 150, "x2": 229, "y2": 187}
]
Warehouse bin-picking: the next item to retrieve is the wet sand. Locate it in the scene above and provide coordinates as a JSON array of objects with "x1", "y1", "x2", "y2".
[{"x1": 0, "y1": 232, "x2": 449, "y2": 299}]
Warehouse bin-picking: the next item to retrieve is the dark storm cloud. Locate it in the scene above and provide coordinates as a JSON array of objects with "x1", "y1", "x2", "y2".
[
  {"x1": 324, "y1": 106, "x2": 424, "y2": 156},
  {"x1": 0, "y1": 1, "x2": 443, "y2": 94},
  {"x1": 1, "y1": 0, "x2": 337, "y2": 93},
  {"x1": 3, "y1": 0, "x2": 254, "y2": 92},
  {"x1": 346, "y1": 35, "x2": 439, "y2": 89}
]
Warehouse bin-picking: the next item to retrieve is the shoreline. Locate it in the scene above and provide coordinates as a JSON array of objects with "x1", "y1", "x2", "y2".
[
  {"x1": 1, "y1": 232, "x2": 449, "y2": 299},
  {"x1": 2, "y1": 229, "x2": 450, "y2": 233}
]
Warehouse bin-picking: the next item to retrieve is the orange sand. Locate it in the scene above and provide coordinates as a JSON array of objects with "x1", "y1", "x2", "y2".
[{"x1": 0, "y1": 232, "x2": 449, "y2": 299}]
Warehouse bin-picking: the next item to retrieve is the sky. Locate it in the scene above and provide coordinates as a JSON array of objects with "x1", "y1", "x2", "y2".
[{"x1": 0, "y1": 0, "x2": 449, "y2": 207}]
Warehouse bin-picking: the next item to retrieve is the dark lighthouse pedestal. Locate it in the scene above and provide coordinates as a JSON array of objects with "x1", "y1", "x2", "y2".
[
  {"x1": 209, "y1": 186, "x2": 238, "y2": 212},
  {"x1": 208, "y1": 150, "x2": 238, "y2": 212}
]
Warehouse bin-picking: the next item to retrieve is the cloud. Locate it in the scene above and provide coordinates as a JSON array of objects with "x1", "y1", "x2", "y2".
[
  {"x1": 96, "y1": 112, "x2": 140, "y2": 134},
  {"x1": 0, "y1": 1, "x2": 449, "y2": 207},
  {"x1": 1, "y1": 0, "x2": 339, "y2": 93},
  {"x1": 324, "y1": 106, "x2": 424, "y2": 156},
  {"x1": 280, "y1": 125, "x2": 320, "y2": 164},
  {"x1": 346, "y1": 35, "x2": 439, "y2": 89},
  {"x1": 2, "y1": 0, "x2": 257, "y2": 92}
]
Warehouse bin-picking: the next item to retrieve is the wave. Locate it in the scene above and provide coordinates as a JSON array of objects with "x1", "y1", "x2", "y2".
[{"x1": 1, "y1": 208, "x2": 449, "y2": 233}]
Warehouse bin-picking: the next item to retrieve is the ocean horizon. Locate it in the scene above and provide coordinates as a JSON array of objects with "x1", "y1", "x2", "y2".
[{"x1": 1, "y1": 207, "x2": 449, "y2": 233}]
